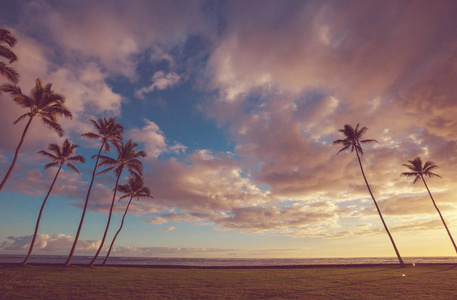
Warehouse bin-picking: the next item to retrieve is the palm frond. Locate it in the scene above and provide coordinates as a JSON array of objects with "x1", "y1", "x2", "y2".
[
  {"x1": 37, "y1": 150, "x2": 58, "y2": 160},
  {"x1": 40, "y1": 117, "x2": 64, "y2": 136},
  {"x1": 0, "y1": 28, "x2": 17, "y2": 47},
  {"x1": 81, "y1": 132, "x2": 101, "y2": 139},
  {"x1": 0, "y1": 62, "x2": 19, "y2": 83},
  {"x1": 360, "y1": 139, "x2": 378, "y2": 144},
  {"x1": 0, "y1": 45, "x2": 18, "y2": 62},
  {"x1": 44, "y1": 162, "x2": 59, "y2": 169},
  {"x1": 68, "y1": 155, "x2": 86, "y2": 164},
  {"x1": 13, "y1": 113, "x2": 30, "y2": 125},
  {"x1": 336, "y1": 145, "x2": 350, "y2": 155},
  {"x1": 96, "y1": 166, "x2": 115, "y2": 176},
  {"x1": 66, "y1": 163, "x2": 81, "y2": 175}
]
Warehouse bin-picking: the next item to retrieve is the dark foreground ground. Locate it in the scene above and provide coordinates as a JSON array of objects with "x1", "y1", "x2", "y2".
[{"x1": 1, "y1": 263, "x2": 456, "y2": 299}]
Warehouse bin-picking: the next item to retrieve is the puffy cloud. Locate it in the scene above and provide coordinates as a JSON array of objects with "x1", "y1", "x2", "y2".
[
  {"x1": 135, "y1": 71, "x2": 182, "y2": 99},
  {"x1": 1, "y1": 234, "x2": 100, "y2": 253},
  {"x1": 127, "y1": 119, "x2": 187, "y2": 159},
  {"x1": 165, "y1": 226, "x2": 177, "y2": 231},
  {"x1": 143, "y1": 150, "x2": 271, "y2": 212}
]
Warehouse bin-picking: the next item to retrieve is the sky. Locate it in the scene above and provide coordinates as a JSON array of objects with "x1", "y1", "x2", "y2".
[{"x1": 1, "y1": 0, "x2": 457, "y2": 259}]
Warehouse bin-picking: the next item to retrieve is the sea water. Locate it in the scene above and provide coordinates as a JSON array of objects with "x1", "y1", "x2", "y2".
[{"x1": 1, "y1": 255, "x2": 457, "y2": 266}]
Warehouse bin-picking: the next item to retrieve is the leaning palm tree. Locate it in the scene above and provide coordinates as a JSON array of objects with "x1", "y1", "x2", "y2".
[
  {"x1": 65, "y1": 117, "x2": 123, "y2": 266},
  {"x1": 89, "y1": 140, "x2": 146, "y2": 267},
  {"x1": 102, "y1": 176, "x2": 153, "y2": 266},
  {"x1": 0, "y1": 79, "x2": 72, "y2": 191},
  {"x1": 401, "y1": 157, "x2": 457, "y2": 254},
  {"x1": 0, "y1": 27, "x2": 19, "y2": 84},
  {"x1": 334, "y1": 123, "x2": 404, "y2": 265},
  {"x1": 23, "y1": 139, "x2": 85, "y2": 266}
]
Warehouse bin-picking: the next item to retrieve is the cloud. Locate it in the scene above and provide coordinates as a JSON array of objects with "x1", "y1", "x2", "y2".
[
  {"x1": 0, "y1": 233, "x2": 308, "y2": 258},
  {"x1": 135, "y1": 71, "x2": 182, "y2": 99},
  {"x1": 1, "y1": 234, "x2": 100, "y2": 253},
  {"x1": 143, "y1": 150, "x2": 271, "y2": 212},
  {"x1": 127, "y1": 119, "x2": 187, "y2": 159},
  {"x1": 15, "y1": 0, "x2": 210, "y2": 78},
  {"x1": 165, "y1": 226, "x2": 177, "y2": 231},
  {"x1": 145, "y1": 217, "x2": 168, "y2": 225}
]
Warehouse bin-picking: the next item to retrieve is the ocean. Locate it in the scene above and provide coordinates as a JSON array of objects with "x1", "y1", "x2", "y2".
[{"x1": 1, "y1": 255, "x2": 456, "y2": 266}]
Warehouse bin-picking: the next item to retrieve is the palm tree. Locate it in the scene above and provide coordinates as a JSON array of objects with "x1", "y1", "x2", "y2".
[
  {"x1": 23, "y1": 139, "x2": 85, "y2": 266},
  {"x1": 0, "y1": 28, "x2": 19, "y2": 84},
  {"x1": 333, "y1": 123, "x2": 404, "y2": 265},
  {"x1": 102, "y1": 176, "x2": 153, "y2": 266},
  {"x1": 65, "y1": 117, "x2": 123, "y2": 266},
  {"x1": 0, "y1": 79, "x2": 72, "y2": 191},
  {"x1": 89, "y1": 140, "x2": 146, "y2": 267},
  {"x1": 401, "y1": 157, "x2": 457, "y2": 254}
]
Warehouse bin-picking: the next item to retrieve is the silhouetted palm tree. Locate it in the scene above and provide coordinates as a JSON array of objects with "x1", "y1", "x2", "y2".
[
  {"x1": 65, "y1": 117, "x2": 123, "y2": 266},
  {"x1": 102, "y1": 176, "x2": 153, "y2": 266},
  {"x1": 0, "y1": 79, "x2": 71, "y2": 191},
  {"x1": 23, "y1": 139, "x2": 85, "y2": 266},
  {"x1": 0, "y1": 28, "x2": 19, "y2": 84},
  {"x1": 401, "y1": 157, "x2": 457, "y2": 254},
  {"x1": 89, "y1": 140, "x2": 146, "y2": 267},
  {"x1": 334, "y1": 123, "x2": 404, "y2": 265}
]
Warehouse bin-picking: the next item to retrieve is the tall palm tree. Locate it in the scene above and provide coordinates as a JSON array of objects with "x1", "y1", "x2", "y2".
[
  {"x1": 0, "y1": 79, "x2": 72, "y2": 191},
  {"x1": 102, "y1": 176, "x2": 153, "y2": 266},
  {"x1": 401, "y1": 157, "x2": 457, "y2": 254},
  {"x1": 0, "y1": 28, "x2": 19, "y2": 84},
  {"x1": 334, "y1": 123, "x2": 404, "y2": 265},
  {"x1": 65, "y1": 117, "x2": 123, "y2": 266},
  {"x1": 89, "y1": 140, "x2": 146, "y2": 267},
  {"x1": 23, "y1": 139, "x2": 85, "y2": 266}
]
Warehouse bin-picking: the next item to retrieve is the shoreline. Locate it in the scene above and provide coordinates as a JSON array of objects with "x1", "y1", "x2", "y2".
[{"x1": 3, "y1": 262, "x2": 456, "y2": 269}]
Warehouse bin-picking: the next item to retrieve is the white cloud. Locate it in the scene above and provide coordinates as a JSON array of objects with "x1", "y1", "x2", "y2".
[
  {"x1": 146, "y1": 217, "x2": 168, "y2": 225},
  {"x1": 135, "y1": 71, "x2": 181, "y2": 99},
  {"x1": 1, "y1": 234, "x2": 100, "y2": 253}
]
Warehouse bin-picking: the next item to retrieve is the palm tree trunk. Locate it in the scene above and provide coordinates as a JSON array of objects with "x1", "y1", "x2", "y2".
[
  {"x1": 23, "y1": 163, "x2": 63, "y2": 266},
  {"x1": 89, "y1": 172, "x2": 122, "y2": 267},
  {"x1": 65, "y1": 142, "x2": 105, "y2": 266},
  {"x1": 421, "y1": 176, "x2": 457, "y2": 254},
  {"x1": 355, "y1": 150, "x2": 404, "y2": 265},
  {"x1": 0, "y1": 116, "x2": 33, "y2": 191},
  {"x1": 102, "y1": 196, "x2": 133, "y2": 266}
]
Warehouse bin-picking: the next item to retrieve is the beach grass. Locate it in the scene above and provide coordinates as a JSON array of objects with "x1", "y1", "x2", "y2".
[{"x1": 1, "y1": 264, "x2": 457, "y2": 299}]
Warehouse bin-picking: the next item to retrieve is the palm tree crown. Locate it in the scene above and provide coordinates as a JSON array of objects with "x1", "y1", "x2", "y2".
[
  {"x1": 97, "y1": 139, "x2": 146, "y2": 177},
  {"x1": 333, "y1": 123, "x2": 378, "y2": 155},
  {"x1": 118, "y1": 175, "x2": 154, "y2": 201},
  {"x1": 0, "y1": 27, "x2": 19, "y2": 84},
  {"x1": 38, "y1": 139, "x2": 86, "y2": 173},
  {"x1": 2, "y1": 78, "x2": 72, "y2": 136},
  {"x1": 0, "y1": 79, "x2": 71, "y2": 191},
  {"x1": 81, "y1": 117, "x2": 124, "y2": 153},
  {"x1": 401, "y1": 157, "x2": 442, "y2": 184}
]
